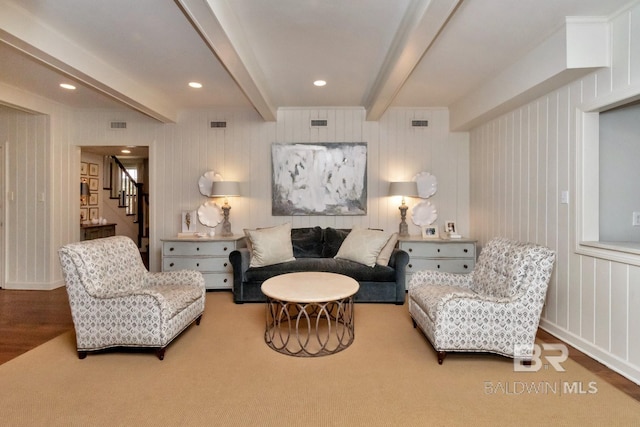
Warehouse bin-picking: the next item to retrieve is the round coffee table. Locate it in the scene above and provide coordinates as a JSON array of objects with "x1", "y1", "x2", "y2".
[{"x1": 261, "y1": 272, "x2": 359, "y2": 357}]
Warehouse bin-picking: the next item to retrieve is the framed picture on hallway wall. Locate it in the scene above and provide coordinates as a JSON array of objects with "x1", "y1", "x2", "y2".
[
  {"x1": 80, "y1": 162, "x2": 88, "y2": 175},
  {"x1": 89, "y1": 163, "x2": 99, "y2": 176},
  {"x1": 89, "y1": 207, "x2": 99, "y2": 220},
  {"x1": 89, "y1": 178, "x2": 98, "y2": 191}
]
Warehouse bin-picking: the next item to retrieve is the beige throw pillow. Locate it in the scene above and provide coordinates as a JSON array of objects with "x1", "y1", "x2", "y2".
[
  {"x1": 244, "y1": 223, "x2": 295, "y2": 268},
  {"x1": 335, "y1": 228, "x2": 392, "y2": 267},
  {"x1": 376, "y1": 232, "x2": 398, "y2": 266}
]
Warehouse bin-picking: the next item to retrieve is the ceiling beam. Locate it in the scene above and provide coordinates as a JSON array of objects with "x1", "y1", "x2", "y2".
[
  {"x1": 449, "y1": 18, "x2": 610, "y2": 131},
  {"x1": 177, "y1": 0, "x2": 277, "y2": 121},
  {"x1": 365, "y1": 0, "x2": 461, "y2": 121},
  {"x1": 0, "y1": 1, "x2": 178, "y2": 123}
]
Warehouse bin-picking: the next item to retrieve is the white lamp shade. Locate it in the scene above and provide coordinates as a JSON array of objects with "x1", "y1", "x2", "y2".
[
  {"x1": 388, "y1": 181, "x2": 418, "y2": 197},
  {"x1": 211, "y1": 181, "x2": 240, "y2": 197}
]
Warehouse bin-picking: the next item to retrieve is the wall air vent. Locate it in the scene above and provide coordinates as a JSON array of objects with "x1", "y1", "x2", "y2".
[
  {"x1": 310, "y1": 119, "x2": 328, "y2": 127},
  {"x1": 110, "y1": 121, "x2": 127, "y2": 129},
  {"x1": 210, "y1": 121, "x2": 227, "y2": 128},
  {"x1": 411, "y1": 120, "x2": 429, "y2": 127}
]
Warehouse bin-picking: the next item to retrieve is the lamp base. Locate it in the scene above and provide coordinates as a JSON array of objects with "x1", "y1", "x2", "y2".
[
  {"x1": 220, "y1": 205, "x2": 233, "y2": 236},
  {"x1": 398, "y1": 204, "x2": 410, "y2": 237},
  {"x1": 399, "y1": 222, "x2": 409, "y2": 237}
]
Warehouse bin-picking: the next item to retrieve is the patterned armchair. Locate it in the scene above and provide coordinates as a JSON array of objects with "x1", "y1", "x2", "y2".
[
  {"x1": 58, "y1": 236, "x2": 205, "y2": 360},
  {"x1": 408, "y1": 237, "x2": 555, "y2": 364}
]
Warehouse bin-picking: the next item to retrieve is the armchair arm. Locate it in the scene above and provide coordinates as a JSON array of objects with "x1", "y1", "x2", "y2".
[
  {"x1": 408, "y1": 269, "x2": 473, "y2": 291},
  {"x1": 146, "y1": 270, "x2": 205, "y2": 290}
]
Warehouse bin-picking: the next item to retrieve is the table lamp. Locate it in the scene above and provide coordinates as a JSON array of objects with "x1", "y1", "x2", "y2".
[
  {"x1": 211, "y1": 181, "x2": 240, "y2": 236},
  {"x1": 388, "y1": 181, "x2": 418, "y2": 237}
]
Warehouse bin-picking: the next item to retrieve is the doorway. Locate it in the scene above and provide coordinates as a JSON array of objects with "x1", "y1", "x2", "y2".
[{"x1": 80, "y1": 146, "x2": 150, "y2": 266}]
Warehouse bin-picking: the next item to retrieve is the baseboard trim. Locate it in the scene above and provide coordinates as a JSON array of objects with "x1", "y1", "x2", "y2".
[
  {"x1": 539, "y1": 319, "x2": 640, "y2": 386},
  {"x1": 2, "y1": 280, "x2": 64, "y2": 291}
]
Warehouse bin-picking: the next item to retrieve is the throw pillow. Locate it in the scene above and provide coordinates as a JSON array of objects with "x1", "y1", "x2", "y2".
[
  {"x1": 244, "y1": 223, "x2": 295, "y2": 268},
  {"x1": 376, "y1": 232, "x2": 399, "y2": 266},
  {"x1": 291, "y1": 226, "x2": 324, "y2": 258},
  {"x1": 334, "y1": 227, "x2": 392, "y2": 267},
  {"x1": 321, "y1": 227, "x2": 351, "y2": 258}
]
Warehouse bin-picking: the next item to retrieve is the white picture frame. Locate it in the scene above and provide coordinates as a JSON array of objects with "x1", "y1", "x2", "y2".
[
  {"x1": 445, "y1": 220, "x2": 456, "y2": 234},
  {"x1": 181, "y1": 210, "x2": 197, "y2": 233},
  {"x1": 422, "y1": 226, "x2": 439, "y2": 239},
  {"x1": 444, "y1": 220, "x2": 462, "y2": 238}
]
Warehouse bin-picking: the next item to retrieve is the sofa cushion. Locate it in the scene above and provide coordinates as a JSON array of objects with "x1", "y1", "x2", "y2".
[
  {"x1": 245, "y1": 258, "x2": 396, "y2": 283},
  {"x1": 291, "y1": 226, "x2": 324, "y2": 258},
  {"x1": 335, "y1": 228, "x2": 392, "y2": 267},
  {"x1": 321, "y1": 228, "x2": 350, "y2": 258},
  {"x1": 244, "y1": 223, "x2": 296, "y2": 268}
]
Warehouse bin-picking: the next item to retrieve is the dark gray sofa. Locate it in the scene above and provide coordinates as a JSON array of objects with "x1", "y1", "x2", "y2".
[{"x1": 229, "y1": 227, "x2": 409, "y2": 304}]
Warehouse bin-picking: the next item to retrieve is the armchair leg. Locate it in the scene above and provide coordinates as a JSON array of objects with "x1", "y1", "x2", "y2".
[
  {"x1": 437, "y1": 351, "x2": 446, "y2": 365},
  {"x1": 411, "y1": 318, "x2": 417, "y2": 328},
  {"x1": 77, "y1": 351, "x2": 87, "y2": 360},
  {"x1": 196, "y1": 315, "x2": 202, "y2": 326},
  {"x1": 156, "y1": 347, "x2": 166, "y2": 361}
]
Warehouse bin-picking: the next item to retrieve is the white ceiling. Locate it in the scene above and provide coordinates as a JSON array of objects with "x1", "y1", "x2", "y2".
[{"x1": 0, "y1": 0, "x2": 633, "y2": 122}]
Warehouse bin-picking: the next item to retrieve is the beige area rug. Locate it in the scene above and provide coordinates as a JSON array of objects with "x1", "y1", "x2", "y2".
[{"x1": 2, "y1": 292, "x2": 640, "y2": 426}]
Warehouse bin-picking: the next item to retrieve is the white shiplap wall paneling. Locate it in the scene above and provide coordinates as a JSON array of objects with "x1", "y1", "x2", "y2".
[{"x1": 469, "y1": 1, "x2": 640, "y2": 386}]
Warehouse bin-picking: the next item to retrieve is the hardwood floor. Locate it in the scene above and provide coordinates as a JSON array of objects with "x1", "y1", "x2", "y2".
[
  {"x1": 1, "y1": 287, "x2": 639, "y2": 402},
  {"x1": 0, "y1": 287, "x2": 73, "y2": 365}
]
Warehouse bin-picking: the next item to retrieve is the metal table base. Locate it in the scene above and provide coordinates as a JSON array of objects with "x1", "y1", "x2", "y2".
[{"x1": 264, "y1": 296, "x2": 355, "y2": 357}]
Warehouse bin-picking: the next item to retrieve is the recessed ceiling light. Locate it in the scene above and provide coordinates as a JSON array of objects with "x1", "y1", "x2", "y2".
[
  {"x1": 121, "y1": 149, "x2": 131, "y2": 154},
  {"x1": 188, "y1": 82, "x2": 203, "y2": 89},
  {"x1": 60, "y1": 83, "x2": 76, "y2": 90},
  {"x1": 314, "y1": 80, "x2": 327, "y2": 87}
]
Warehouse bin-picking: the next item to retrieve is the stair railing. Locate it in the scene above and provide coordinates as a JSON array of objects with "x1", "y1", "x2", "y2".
[{"x1": 107, "y1": 155, "x2": 148, "y2": 248}]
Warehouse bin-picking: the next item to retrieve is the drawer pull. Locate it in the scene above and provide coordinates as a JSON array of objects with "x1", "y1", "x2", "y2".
[
  {"x1": 223, "y1": 262, "x2": 228, "y2": 267},
  {"x1": 224, "y1": 246, "x2": 228, "y2": 251},
  {"x1": 464, "y1": 249, "x2": 468, "y2": 253},
  {"x1": 437, "y1": 249, "x2": 440, "y2": 253},
  {"x1": 196, "y1": 247, "x2": 200, "y2": 251},
  {"x1": 196, "y1": 263, "x2": 200, "y2": 267},
  {"x1": 408, "y1": 248, "x2": 413, "y2": 252},
  {"x1": 223, "y1": 278, "x2": 228, "y2": 283},
  {"x1": 464, "y1": 264, "x2": 468, "y2": 269},
  {"x1": 437, "y1": 264, "x2": 440, "y2": 269},
  {"x1": 169, "y1": 247, "x2": 174, "y2": 252},
  {"x1": 408, "y1": 264, "x2": 412, "y2": 268},
  {"x1": 169, "y1": 262, "x2": 174, "y2": 267}
]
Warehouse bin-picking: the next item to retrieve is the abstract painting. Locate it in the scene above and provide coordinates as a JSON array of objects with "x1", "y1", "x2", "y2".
[{"x1": 272, "y1": 143, "x2": 367, "y2": 215}]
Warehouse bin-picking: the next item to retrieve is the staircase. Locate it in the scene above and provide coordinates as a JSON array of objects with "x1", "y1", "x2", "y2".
[{"x1": 103, "y1": 156, "x2": 149, "y2": 264}]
